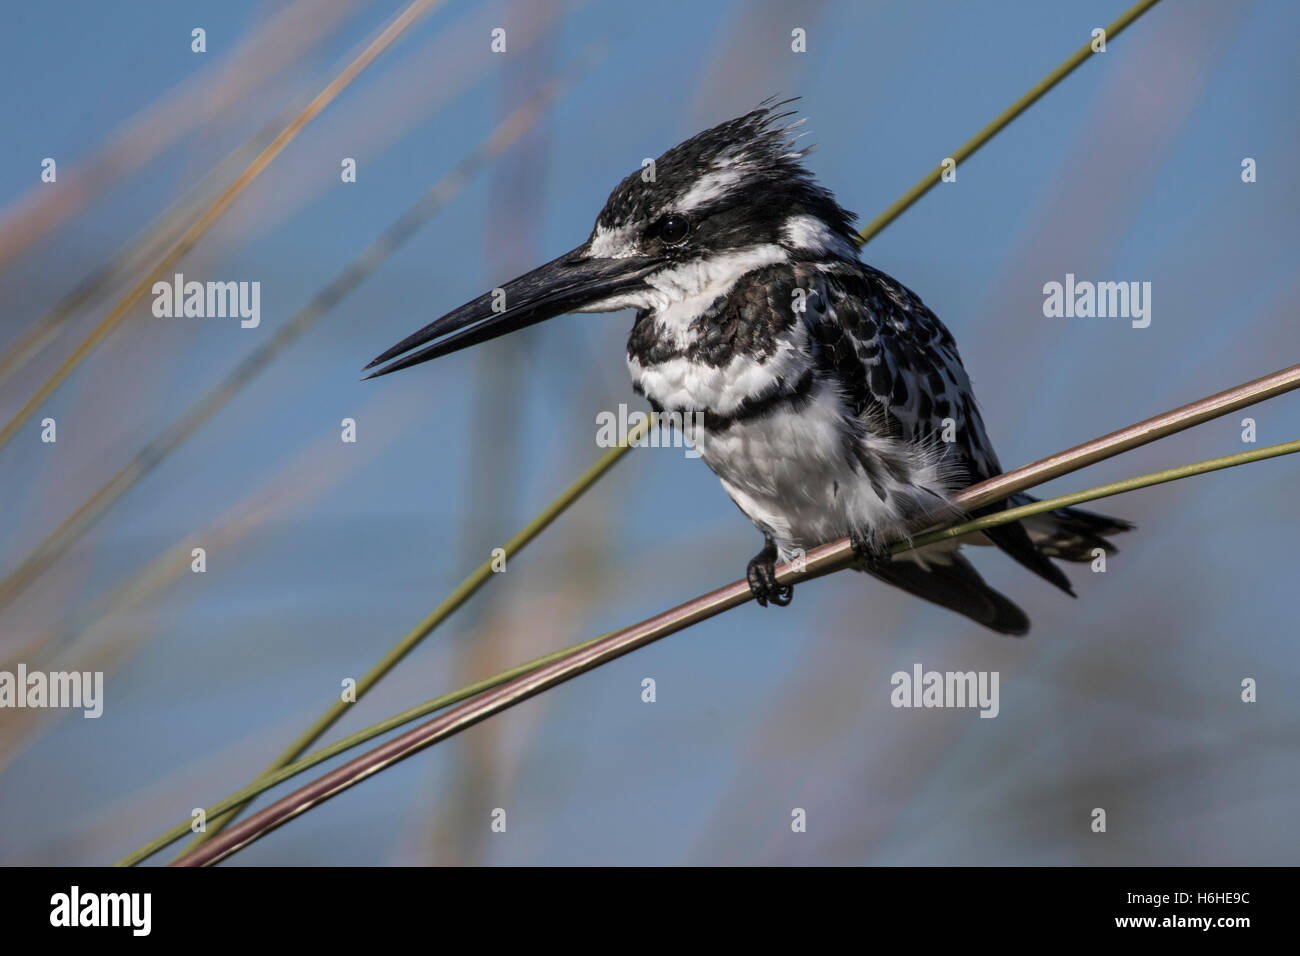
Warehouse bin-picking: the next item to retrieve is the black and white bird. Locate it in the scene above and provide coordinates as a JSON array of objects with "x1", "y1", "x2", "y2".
[{"x1": 365, "y1": 102, "x2": 1131, "y2": 635}]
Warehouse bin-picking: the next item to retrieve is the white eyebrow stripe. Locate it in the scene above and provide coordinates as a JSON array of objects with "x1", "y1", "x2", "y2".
[{"x1": 676, "y1": 167, "x2": 745, "y2": 212}]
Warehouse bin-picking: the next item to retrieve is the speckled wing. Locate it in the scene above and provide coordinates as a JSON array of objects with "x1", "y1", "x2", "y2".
[
  {"x1": 807, "y1": 260, "x2": 1076, "y2": 595},
  {"x1": 806, "y1": 261, "x2": 1002, "y2": 485}
]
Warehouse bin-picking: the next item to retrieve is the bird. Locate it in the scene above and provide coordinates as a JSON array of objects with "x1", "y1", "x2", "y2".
[{"x1": 364, "y1": 100, "x2": 1132, "y2": 635}]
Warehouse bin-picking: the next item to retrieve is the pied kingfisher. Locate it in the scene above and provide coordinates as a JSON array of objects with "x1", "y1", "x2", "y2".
[{"x1": 366, "y1": 102, "x2": 1132, "y2": 634}]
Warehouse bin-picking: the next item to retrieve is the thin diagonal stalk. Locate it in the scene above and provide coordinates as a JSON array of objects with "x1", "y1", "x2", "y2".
[
  {"x1": 0, "y1": 0, "x2": 444, "y2": 454},
  {"x1": 176, "y1": 0, "x2": 1166, "y2": 851},
  {"x1": 855, "y1": 0, "x2": 1163, "y2": 244},
  {"x1": 0, "y1": 58, "x2": 595, "y2": 614},
  {"x1": 171, "y1": 426, "x2": 1299, "y2": 866},
  {"x1": 179, "y1": 417, "x2": 647, "y2": 855},
  {"x1": 116, "y1": 628, "x2": 614, "y2": 866},
  {"x1": 908, "y1": 440, "x2": 1298, "y2": 550}
]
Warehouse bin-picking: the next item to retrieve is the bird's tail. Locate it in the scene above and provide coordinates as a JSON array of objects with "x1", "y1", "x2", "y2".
[
  {"x1": 865, "y1": 552, "x2": 1030, "y2": 636},
  {"x1": 863, "y1": 496, "x2": 1134, "y2": 636},
  {"x1": 976, "y1": 492, "x2": 1133, "y2": 600},
  {"x1": 1013, "y1": 494, "x2": 1135, "y2": 561}
]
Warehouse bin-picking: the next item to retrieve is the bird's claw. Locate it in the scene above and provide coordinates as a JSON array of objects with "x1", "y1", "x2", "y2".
[{"x1": 747, "y1": 541, "x2": 793, "y2": 608}]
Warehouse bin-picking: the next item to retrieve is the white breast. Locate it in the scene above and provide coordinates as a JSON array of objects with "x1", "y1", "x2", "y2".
[
  {"x1": 628, "y1": 337, "x2": 807, "y2": 417},
  {"x1": 699, "y1": 380, "x2": 950, "y2": 557}
]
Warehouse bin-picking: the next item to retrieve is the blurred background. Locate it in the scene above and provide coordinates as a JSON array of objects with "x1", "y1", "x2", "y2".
[{"x1": 0, "y1": 0, "x2": 1296, "y2": 865}]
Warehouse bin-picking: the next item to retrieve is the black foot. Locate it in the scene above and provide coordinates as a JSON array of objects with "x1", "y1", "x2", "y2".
[{"x1": 747, "y1": 536, "x2": 793, "y2": 608}]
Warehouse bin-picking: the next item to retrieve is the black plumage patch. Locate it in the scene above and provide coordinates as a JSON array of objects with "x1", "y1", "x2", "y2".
[
  {"x1": 626, "y1": 264, "x2": 801, "y2": 370},
  {"x1": 809, "y1": 262, "x2": 991, "y2": 477}
]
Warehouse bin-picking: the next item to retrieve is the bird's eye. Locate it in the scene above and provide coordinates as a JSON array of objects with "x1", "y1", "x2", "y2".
[{"x1": 658, "y1": 214, "x2": 690, "y2": 245}]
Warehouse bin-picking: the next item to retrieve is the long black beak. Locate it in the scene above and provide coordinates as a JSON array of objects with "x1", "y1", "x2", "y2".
[{"x1": 364, "y1": 245, "x2": 658, "y2": 379}]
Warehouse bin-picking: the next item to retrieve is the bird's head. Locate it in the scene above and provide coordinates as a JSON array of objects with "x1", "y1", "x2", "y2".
[{"x1": 365, "y1": 100, "x2": 859, "y2": 378}]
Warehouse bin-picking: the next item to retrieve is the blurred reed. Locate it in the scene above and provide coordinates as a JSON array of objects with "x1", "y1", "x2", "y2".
[
  {"x1": 0, "y1": 56, "x2": 597, "y2": 616},
  {"x1": 0, "y1": 378, "x2": 426, "y2": 776},
  {"x1": 0, "y1": 0, "x2": 360, "y2": 273},
  {"x1": 0, "y1": 0, "x2": 447, "y2": 454}
]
